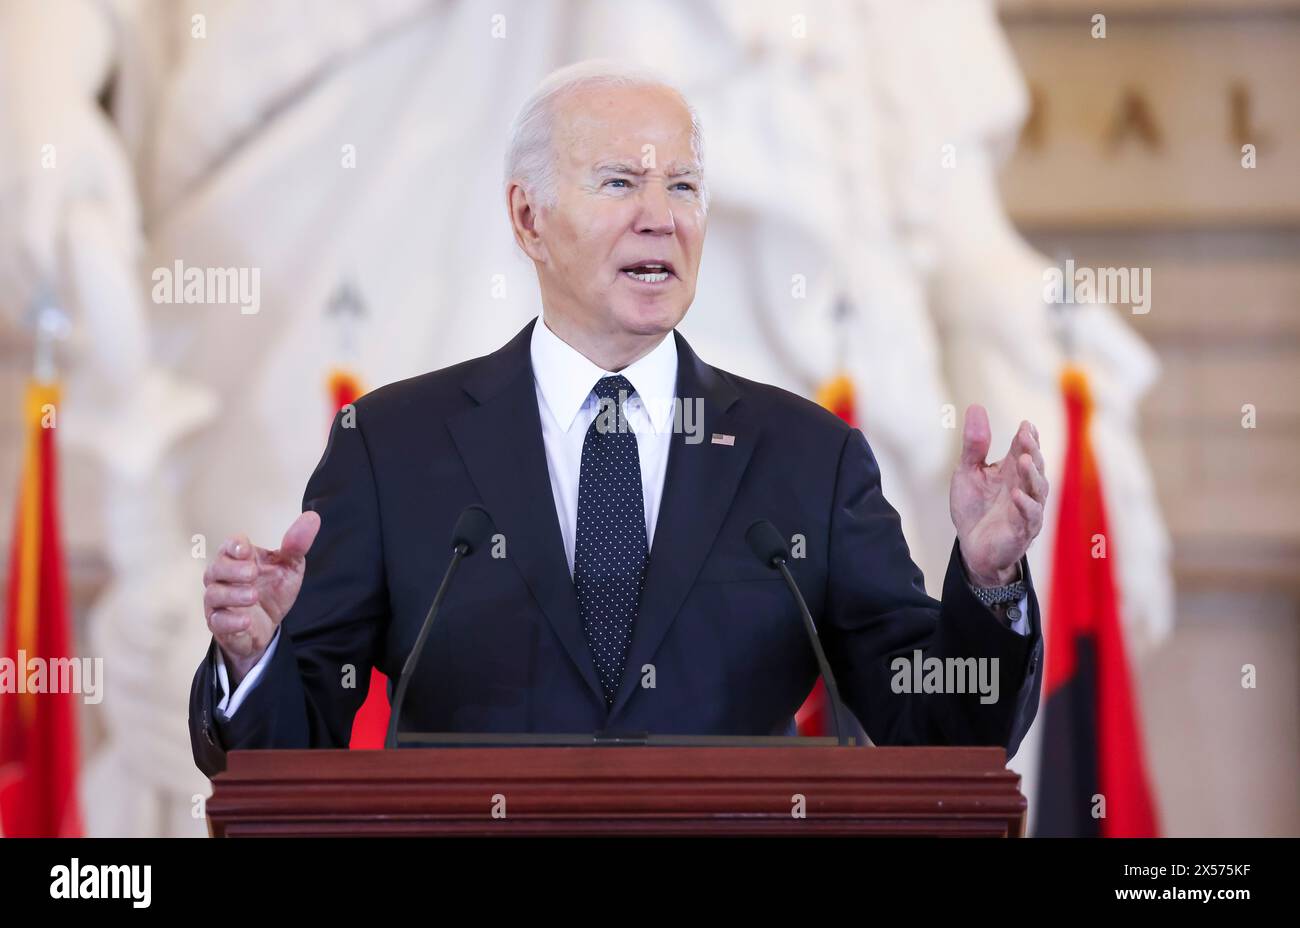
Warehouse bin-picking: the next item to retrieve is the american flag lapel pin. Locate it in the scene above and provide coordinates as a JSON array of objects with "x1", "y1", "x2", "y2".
[{"x1": 711, "y1": 433, "x2": 735, "y2": 446}]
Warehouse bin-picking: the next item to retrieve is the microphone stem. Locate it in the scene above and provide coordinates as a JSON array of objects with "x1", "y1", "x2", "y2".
[
  {"x1": 385, "y1": 544, "x2": 467, "y2": 750},
  {"x1": 776, "y1": 559, "x2": 850, "y2": 747}
]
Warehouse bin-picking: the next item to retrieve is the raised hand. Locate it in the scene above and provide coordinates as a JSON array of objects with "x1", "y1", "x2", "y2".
[
  {"x1": 949, "y1": 405, "x2": 1049, "y2": 587},
  {"x1": 202, "y1": 511, "x2": 321, "y2": 685}
]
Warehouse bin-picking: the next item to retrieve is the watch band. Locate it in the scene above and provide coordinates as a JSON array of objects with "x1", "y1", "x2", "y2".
[{"x1": 970, "y1": 579, "x2": 1027, "y2": 609}]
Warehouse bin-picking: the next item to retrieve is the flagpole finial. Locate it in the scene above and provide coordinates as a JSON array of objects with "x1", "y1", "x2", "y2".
[
  {"x1": 26, "y1": 289, "x2": 72, "y2": 384},
  {"x1": 1051, "y1": 301, "x2": 1077, "y2": 362},
  {"x1": 831, "y1": 293, "x2": 853, "y2": 374},
  {"x1": 1049, "y1": 250, "x2": 1078, "y2": 362},
  {"x1": 325, "y1": 279, "x2": 367, "y2": 362}
]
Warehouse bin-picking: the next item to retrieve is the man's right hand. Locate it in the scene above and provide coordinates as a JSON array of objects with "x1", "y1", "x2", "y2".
[{"x1": 203, "y1": 511, "x2": 322, "y2": 688}]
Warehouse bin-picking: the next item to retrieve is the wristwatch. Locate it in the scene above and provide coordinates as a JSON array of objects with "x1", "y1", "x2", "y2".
[
  {"x1": 970, "y1": 578, "x2": 1026, "y2": 610},
  {"x1": 968, "y1": 563, "x2": 1026, "y2": 627}
]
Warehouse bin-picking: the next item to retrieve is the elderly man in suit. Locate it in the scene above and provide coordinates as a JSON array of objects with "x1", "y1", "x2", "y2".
[{"x1": 190, "y1": 61, "x2": 1049, "y2": 777}]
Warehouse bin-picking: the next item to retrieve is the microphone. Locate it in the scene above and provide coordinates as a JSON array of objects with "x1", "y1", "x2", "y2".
[
  {"x1": 746, "y1": 519, "x2": 850, "y2": 747},
  {"x1": 385, "y1": 505, "x2": 496, "y2": 749}
]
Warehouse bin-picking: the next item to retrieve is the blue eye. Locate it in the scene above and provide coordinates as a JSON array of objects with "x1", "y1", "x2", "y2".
[{"x1": 604, "y1": 178, "x2": 631, "y2": 188}]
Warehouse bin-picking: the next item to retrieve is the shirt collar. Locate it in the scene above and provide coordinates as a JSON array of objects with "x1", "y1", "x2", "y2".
[{"x1": 530, "y1": 315, "x2": 679, "y2": 434}]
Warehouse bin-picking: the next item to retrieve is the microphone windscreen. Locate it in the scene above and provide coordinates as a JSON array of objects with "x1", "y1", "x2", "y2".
[
  {"x1": 451, "y1": 505, "x2": 496, "y2": 555},
  {"x1": 746, "y1": 519, "x2": 788, "y2": 567}
]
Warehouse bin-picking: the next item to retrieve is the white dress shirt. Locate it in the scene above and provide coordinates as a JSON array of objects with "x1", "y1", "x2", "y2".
[
  {"x1": 530, "y1": 315, "x2": 679, "y2": 574},
  {"x1": 214, "y1": 317, "x2": 1025, "y2": 718}
]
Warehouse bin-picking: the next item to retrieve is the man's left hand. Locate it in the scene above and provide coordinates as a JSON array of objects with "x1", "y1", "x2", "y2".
[{"x1": 950, "y1": 404, "x2": 1049, "y2": 587}]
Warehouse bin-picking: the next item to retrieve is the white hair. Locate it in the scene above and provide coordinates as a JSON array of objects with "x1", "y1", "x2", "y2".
[{"x1": 503, "y1": 58, "x2": 707, "y2": 211}]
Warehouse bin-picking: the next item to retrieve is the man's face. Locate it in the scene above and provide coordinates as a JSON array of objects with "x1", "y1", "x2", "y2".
[{"x1": 521, "y1": 84, "x2": 707, "y2": 341}]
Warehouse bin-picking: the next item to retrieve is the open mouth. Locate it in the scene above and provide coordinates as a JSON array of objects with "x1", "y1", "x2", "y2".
[{"x1": 620, "y1": 261, "x2": 676, "y2": 283}]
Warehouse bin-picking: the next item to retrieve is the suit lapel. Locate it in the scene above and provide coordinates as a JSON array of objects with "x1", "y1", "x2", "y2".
[
  {"x1": 608, "y1": 331, "x2": 758, "y2": 720},
  {"x1": 446, "y1": 320, "x2": 606, "y2": 708}
]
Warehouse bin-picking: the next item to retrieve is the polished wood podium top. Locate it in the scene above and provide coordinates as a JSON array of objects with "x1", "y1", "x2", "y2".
[{"x1": 207, "y1": 744, "x2": 1026, "y2": 837}]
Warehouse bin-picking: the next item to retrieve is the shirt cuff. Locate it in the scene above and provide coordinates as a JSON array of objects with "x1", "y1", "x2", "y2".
[
  {"x1": 213, "y1": 627, "x2": 281, "y2": 718},
  {"x1": 1007, "y1": 593, "x2": 1030, "y2": 636}
]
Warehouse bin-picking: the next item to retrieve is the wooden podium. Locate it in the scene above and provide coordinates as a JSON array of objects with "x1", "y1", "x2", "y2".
[{"x1": 207, "y1": 744, "x2": 1026, "y2": 837}]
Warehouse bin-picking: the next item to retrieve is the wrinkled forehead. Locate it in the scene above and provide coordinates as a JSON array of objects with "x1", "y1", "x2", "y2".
[{"x1": 553, "y1": 85, "x2": 700, "y2": 172}]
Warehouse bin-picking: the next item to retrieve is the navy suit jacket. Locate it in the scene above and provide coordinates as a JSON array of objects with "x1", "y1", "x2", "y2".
[{"x1": 190, "y1": 319, "x2": 1043, "y2": 777}]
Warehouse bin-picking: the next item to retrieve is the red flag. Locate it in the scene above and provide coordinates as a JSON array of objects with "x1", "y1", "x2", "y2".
[
  {"x1": 0, "y1": 382, "x2": 82, "y2": 836},
  {"x1": 327, "y1": 370, "x2": 391, "y2": 750},
  {"x1": 1035, "y1": 366, "x2": 1159, "y2": 837}
]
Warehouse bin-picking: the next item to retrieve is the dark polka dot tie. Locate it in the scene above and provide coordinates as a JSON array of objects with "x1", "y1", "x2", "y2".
[{"x1": 574, "y1": 374, "x2": 649, "y2": 706}]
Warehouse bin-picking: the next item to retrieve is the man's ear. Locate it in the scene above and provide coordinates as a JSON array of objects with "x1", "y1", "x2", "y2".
[{"x1": 507, "y1": 183, "x2": 546, "y2": 263}]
